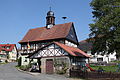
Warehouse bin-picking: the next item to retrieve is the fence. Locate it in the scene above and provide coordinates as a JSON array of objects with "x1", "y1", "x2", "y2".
[{"x1": 70, "y1": 70, "x2": 120, "y2": 79}]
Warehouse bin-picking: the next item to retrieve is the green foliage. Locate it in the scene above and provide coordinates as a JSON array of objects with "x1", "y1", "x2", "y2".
[
  {"x1": 54, "y1": 58, "x2": 68, "y2": 74},
  {"x1": 19, "y1": 65, "x2": 31, "y2": 71},
  {"x1": 56, "y1": 70, "x2": 66, "y2": 74},
  {"x1": 17, "y1": 57, "x2": 21, "y2": 66},
  {"x1": 56, "y1": 62, "x2": 68, "y2": 74},
  {"x1": 112, "y1": 60, "x2": 120, "y2": 63},
  {"x1": 5, "y1": 60, "x2": 8, "y2": 63},
  {"x1": 89, "y1": 0, "x2": 120, "y2": 57}
]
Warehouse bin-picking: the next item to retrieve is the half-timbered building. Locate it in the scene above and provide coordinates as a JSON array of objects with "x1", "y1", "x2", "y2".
[
  {"x1": 28, "y1": 42, "x2": 90, "y2": 74},
  {"x1": 18, "y1": 10, "x2": 90, "y2": 74},
  {"x1": 0, "y1": 44, "x2": 17, "y2": 62}
]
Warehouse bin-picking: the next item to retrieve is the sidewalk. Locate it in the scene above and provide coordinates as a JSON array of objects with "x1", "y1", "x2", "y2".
[
  {"x1": 29, "y1": 72, "x2": 83, "y2": 80},
  {"x1": 17, "y1": 68, "x2": 83, "y2": 80}
]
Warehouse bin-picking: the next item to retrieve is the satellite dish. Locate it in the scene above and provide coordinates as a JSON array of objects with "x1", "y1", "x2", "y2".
[{"x1": 62, "y1": 17, "x2": 67, "y2": 20}]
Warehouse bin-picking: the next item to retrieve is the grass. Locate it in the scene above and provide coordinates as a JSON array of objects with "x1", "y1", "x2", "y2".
[
  {"x1": 90, "y1": 65, "x2": 118, "y2": 72},
  {"x1": 112, "y1": 60, "x2": 120, "y2": 63},
  {"x1": 0, "y1": 62, "x2": 6, "y2": 65}
]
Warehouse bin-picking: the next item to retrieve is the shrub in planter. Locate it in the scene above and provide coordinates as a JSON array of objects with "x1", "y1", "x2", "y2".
[
  {"x1": 55, "y1": 63, "x2": 68, "y2": 74},
  {"x1": 19, "y1": 64, "x2": 31, "y2": 71},
  {"x1": 5, "y1": 60, "x2": 8, "y2": 63},
  {"x1": 57, "y1": 70, "x2": 66, "y2": 74}
]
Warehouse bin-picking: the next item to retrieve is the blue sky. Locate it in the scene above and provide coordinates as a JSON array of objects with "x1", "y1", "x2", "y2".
[{"x1": 0, "y1": 0, "x2": 93, "y2": 47}]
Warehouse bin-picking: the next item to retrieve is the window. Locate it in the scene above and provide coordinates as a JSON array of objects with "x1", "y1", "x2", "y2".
[
  {"x1": 111, "y1": 58, "x2": 115, "y2": 61},
  {"x1": 97, "y1": 58, "x2": 103, "y2": 62},
  {"x1": 24, "y1": 58, "x2": 27, "y2": 62},
  {"x1": 6, "y1": 46, "x2": 10, "y2": 49},
  {"x1": 30, "y1": 44, "x2": 34, "y2": 49}
]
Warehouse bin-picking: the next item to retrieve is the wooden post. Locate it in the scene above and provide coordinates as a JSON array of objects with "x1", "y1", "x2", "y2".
[{"x1": 38, "y1": 58, "x2": 41, "y2": 73}]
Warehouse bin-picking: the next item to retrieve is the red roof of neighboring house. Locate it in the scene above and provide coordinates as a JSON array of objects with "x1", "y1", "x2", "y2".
[
  {"x1": 79, "y1": 39, "x2": 93, "y2": 51},
  {"x1": 0, "y1": 44, "x2": 16, "y2": 52},
  {"x1": 54, "y1": 42, "x2": 91, "y2": 57},
  {"x1": 19, "y1": 22, "x2": 73, "y2": 43}
]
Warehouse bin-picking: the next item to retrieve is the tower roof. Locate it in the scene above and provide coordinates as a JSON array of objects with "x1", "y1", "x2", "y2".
[{"x1": 47, "y1": 11, "x2": 54, "y2": 17}]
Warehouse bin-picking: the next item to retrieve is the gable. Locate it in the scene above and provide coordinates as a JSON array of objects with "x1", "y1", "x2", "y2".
[
  {"x1": 30, "y1": 43, "x2": 69, "y2": 58},
  {"x1": 66, "y1": 24, "x2": 78, "y2": 44},
  {"x1": 0, "y1": 44, "x2": 17, "y2": 52},
  {"x1": 29, "y1": 42, "x2": 90, "y2": 59}
]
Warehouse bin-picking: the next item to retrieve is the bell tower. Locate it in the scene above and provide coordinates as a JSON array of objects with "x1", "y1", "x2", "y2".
[{"x1": 46, "y1": 9, "x2": 55, "y2": 29}]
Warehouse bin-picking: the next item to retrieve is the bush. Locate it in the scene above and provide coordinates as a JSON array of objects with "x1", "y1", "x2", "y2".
[
  {"x1": 56, "y1": 70, "x2": 66, "y2": 74},
  {"x1": 5, "y1": 60, "x2": 8, "y2": 63},
  {"x1": 112, "y1": 60, "x2": 120, "y2": 63},
  {"x1": 19, "y1": 64, "x2": 31, "y2": 71},
  {"x1": 54, "y1": 61, "x2": 68, "y2": 74},
  {"x1": 17, "y1": 57, "x2": 21, "y2": 66}
]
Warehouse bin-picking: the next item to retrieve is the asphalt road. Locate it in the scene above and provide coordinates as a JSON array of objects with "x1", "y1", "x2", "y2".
[{"x1": 0, "y1": 63, "x2": 69, "y2": 80}]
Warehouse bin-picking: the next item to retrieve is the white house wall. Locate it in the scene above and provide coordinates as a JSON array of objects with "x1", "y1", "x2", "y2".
[
  {"x1": 20, "y1": 55, "x2": 37, "y2": 66},
  {"x1": 88, "y1": 51, "x2": 116, "y2": 63},
  {"x1": 65, "y1": 40, "x2": 77, "y2": 47},
  {"x1": 108, "y1": 52, "x2": 116, "y2": 61},
  {"x1": 0, "y1": 46, "x2": 17, "y2": 62},
  {"x1": 21, "y1": 55, "x2": 30, "y2": 65},
  {"x1": 10, "y1": 46, "x2": 17, "y2": 60}
]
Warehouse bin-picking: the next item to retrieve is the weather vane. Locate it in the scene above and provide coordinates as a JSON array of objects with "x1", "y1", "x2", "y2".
[{"x1": 49, "y1": 0, "x2": 52, "y2": 11}]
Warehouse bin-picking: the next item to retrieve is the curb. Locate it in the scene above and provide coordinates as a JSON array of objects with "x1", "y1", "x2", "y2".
[{"x1": 16, "y1": 68, "x2": 39, "y2": 76}]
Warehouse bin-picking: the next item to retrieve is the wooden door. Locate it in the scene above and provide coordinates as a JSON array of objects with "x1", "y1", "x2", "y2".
[{"x1": 46, "y1": 59, "x2": 54, "y2": 74}]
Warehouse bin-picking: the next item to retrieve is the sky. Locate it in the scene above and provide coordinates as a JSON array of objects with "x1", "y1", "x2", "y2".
[{"x1": 0, "y1": 0, "x2": 93, "y2": 47}]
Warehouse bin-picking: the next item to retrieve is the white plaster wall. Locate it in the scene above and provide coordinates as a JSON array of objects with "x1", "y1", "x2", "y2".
[
  {"x1": 88, "y1": 51, "x2": 117, "y2": 63},
  {"x1": 65, "y1": 40, "x2": 77, "y2": 47},
  {"x1": 21, "y1": 55, "x2": 30, "y2": 65},
  {"x1": 33, "y1": 44, "x2": 69, "y2": 58},
  {"x1": 9, "y1": 47, "x2": 17, "y2": 60},
  {"x1": 108, "y1": 52, "x2": 116, "y2": 61}
]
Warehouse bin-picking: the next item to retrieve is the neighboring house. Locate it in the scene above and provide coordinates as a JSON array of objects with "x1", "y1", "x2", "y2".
[
  {"x1": 0, "y1": 44, "x2": 17, "y2": 62},
  {"x1": 79, "y1": 40, "x2": 116, "y2": 63},
  {"x1": 18, "y1": 10, "x2": 90, "y2": 74}
]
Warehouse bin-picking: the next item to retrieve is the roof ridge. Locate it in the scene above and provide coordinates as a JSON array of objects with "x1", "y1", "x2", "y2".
[{"x1": 29, "y1": 22, "x2": 73, "y2": 30}]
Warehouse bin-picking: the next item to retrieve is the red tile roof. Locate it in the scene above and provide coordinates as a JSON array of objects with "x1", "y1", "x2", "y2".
[
  {"x1": 54, "y1": 42, "x2": 91, "y2": 57},
  {"x1": 79, "y1": 39, "x2": 94, "y2": 51},
  {"x1": 19, "y1": 22, "x2": 73, "y2": 43},
  {"x1": 0, "y1": 44, "x2": 16, "y2": 52}
]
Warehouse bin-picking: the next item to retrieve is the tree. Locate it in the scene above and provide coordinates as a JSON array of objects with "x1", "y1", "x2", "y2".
[{"x1": 89, "y1": 0, "x2": 120, "y2": 59}]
